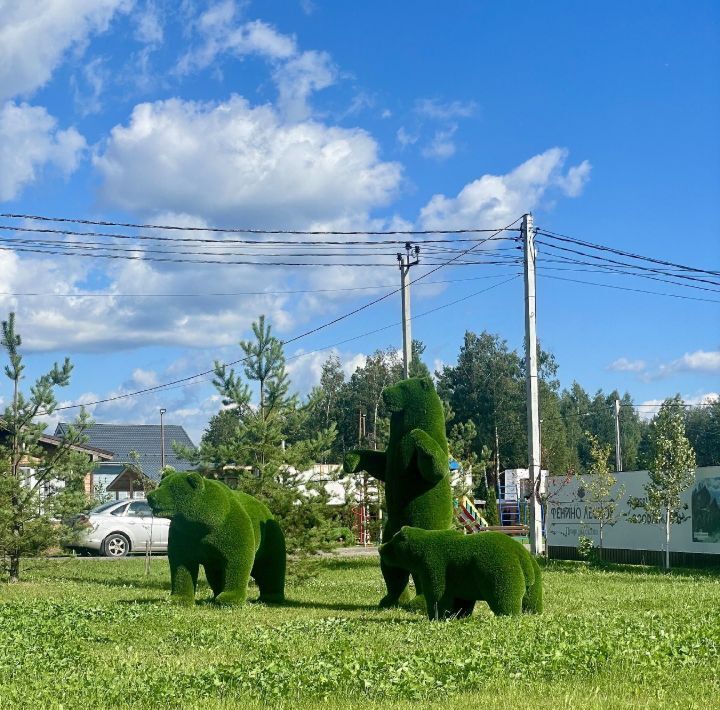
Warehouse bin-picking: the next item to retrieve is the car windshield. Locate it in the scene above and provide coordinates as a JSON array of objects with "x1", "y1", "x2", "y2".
[{"x1": 90, "y1": 500, "x2": 123, "y2": 514}]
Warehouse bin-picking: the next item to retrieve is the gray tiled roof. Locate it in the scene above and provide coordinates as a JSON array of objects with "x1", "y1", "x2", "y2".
[{"x1": 54, "y1": 423, "x2": 196, "y2": 483}]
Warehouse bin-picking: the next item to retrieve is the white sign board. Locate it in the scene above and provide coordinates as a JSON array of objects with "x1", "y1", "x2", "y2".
[{"x1": 546, "y1": 466, "x2": 720, "y2": 555}]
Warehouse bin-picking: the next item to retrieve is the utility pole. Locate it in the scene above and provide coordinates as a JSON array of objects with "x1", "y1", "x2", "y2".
[
  {"x1": 159, "y1": 408, "x2": 167, "y2": 471},
  {"x1": 397, "y1": 242, "x2": 420, "y2": 379},
  {"x1": 522, "y1": 213, "x2": 544, "y2": 556},
  {"x1": 614, "y1": 398, "x2": 623, "y2": 472}
]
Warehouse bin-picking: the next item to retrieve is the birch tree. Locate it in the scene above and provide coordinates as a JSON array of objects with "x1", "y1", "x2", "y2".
[{"x1": 628, "y1": 396, "x2": 696, "y2": 570}]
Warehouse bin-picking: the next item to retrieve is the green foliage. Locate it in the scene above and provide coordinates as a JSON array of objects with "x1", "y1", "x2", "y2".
[
  {"x1": 0, "y1": 312, "x2": 95, "y2": 582},
  {"x1": 577, "y1": 535, "x2": 595, "y2": 561},
  {"x1": 484, "y1": 484, "x2": 500, "y2": 527},
  {"x1": 1, "y1": 556, "x2": 720, "y2": 707},
  {"x1": 380, "y1": 527, "x2": 542, "y2": 619},
  {"x1": 147, "y1": 472, "x2": 285, "y2": 605},
  {"x1": 177, "y1": 315, "x2": 340, "y2": 554},
  {"x1": 344, "y1": 377, "x2": 454, "y2": 606},
  {"x1": 579, "y1": 432, "x2": 625, "y2": 553},
  {"x1": 628, "y1": 396, "x2": 697, "y2": 569},
  {"x1": 684, "y1": 399, "x2": 720, "y2": 466}
]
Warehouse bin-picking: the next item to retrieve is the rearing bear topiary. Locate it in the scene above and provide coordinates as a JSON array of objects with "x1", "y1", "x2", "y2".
[
  {"x1": 147, "y1": 472, "x2": 285, "y2": 605},
  {"x1": 344, "y1": 377, "x2": 453, "y2": 607},
  {"x1": 380, "y1": 526, "x2": 543, "y2": 619}
]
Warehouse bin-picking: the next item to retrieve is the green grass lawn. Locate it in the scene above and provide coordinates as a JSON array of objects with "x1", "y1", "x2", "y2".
[{"x1": 1, "y1": 554, "x2": 719, "y2": 709}]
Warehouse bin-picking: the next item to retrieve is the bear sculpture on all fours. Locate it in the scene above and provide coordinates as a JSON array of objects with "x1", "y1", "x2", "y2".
[
  {"x1": 380, "y1": 526, "x2": 543, "y2": 619},
  {"x1": 344, "y1": 376, "x2": 454, "y2": 607},
  {"x1": 147, "y1": 472, "x2": 285, "y2": 605}
]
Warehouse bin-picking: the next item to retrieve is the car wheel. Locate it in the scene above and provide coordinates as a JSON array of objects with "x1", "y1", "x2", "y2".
[{"x1": 102, "y1": 533, "x2": 130, "y2": 558}]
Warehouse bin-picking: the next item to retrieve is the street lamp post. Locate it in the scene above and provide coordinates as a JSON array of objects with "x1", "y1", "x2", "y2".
[{"x1": 159, "y1": 408, "x2": 167, "y2": 471}]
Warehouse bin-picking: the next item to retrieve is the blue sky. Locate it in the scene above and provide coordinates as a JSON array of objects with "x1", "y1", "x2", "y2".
[{"x1": 0, "y1": 0, "x2": 718, "y2": 443}]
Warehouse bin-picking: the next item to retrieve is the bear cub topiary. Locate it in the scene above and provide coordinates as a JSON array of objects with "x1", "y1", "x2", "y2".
[
  {"x1": 147, "y1": 472, "x2": 285, "y2": 606},
  {"x1": 344, "y1": 377, "x2": 454, "y2": 607},
  {"x1": 380, "y1": 526, "x2": 543, "y2": 619}
]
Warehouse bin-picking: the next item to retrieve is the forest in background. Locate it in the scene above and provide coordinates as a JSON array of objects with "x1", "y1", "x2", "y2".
[{"x1": 199, "y1": 323, "x2": 720, "y2": 492}]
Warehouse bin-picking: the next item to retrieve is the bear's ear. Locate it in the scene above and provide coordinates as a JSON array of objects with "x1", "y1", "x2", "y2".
[
  {"x1": 187, "y1": 472, "x2": 205, "y2": 491},
  {"x1": 419, "y1": 377, "x2": 432, "y2": 391}
]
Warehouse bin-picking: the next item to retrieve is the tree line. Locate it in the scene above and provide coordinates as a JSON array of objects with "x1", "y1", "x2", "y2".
[
  {"x1": 2, "y1": 310, "x2": 718, "y2": 578},
  {"x1": 202, "y1": 324, "x2": 718, "y2": 489}
]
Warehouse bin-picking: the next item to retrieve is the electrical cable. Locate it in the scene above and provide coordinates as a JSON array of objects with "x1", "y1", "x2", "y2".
[
  {"x1": 0, "y1": 212, "x2": 521, "y2": 236},
  {"x1": 44, "y1": 217, "x2": 523, "y2": 412},
  {"x1": 0, "y1": 271, "x2": 522, "y2": 298},
  {"x1": 537, "y1": 228, "x2": 720, "y2": 278}
]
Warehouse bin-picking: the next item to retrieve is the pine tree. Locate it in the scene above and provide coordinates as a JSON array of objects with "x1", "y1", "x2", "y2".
[{"x1": 0, "y1": 313, "x2": 94, "y2": 582}]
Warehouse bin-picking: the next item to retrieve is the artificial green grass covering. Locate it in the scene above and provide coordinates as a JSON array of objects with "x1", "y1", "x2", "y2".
[
  {"x1": 147, "y1": 472, "x2": 285, "y2": 605},
  {"x1": 381, "y1": 527, "x2": 543, "y2": 619},
  {"x1": 344, "y1": 377, "x2": 454, "y2": 607}
]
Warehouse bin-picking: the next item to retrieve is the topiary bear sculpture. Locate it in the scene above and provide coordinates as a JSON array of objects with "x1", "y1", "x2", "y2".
[
  {"x1": 344, "y1": 376, "x2": 454, "y2": 607},
  {"x1": 147, "y1": 472, "x2": 285, "y2": 606},
  {"x1": 380, "y1": 526, "x2": 543, "y2": 619}
]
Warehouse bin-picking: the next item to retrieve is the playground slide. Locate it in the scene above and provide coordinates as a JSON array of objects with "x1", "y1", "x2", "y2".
[{"x1": 454, "y1": 496, "x2": 488, "y2": 533}]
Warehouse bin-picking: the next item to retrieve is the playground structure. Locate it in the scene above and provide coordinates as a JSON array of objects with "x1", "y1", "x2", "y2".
[
  {"x1": 350, "y1": 473, "x2": 381, "y2": 546},
  {"x1": 454, "y1": 496, "x2": 488, "y2": 533},
  {"x1": 498, "y1": 468, "x2": 547, "y2": 529}
]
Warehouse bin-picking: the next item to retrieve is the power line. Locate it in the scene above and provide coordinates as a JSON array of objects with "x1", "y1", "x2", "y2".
[
  {"x1": 0, "y1": 223, "x2": 516, "y2": 246},
  {"x1": 50, "y1": 272, "x2": 521, "y2": 412},
  {"x1": 0, "y1": 243, "x2": 519, "y2": 268},
  {"x1": 537, "y1": 227, "x2": 720, "y2": 278},
  {"x1": 538, "y1": 271, "x2": 720, "y2": 304},
  {"x1": 46, "y1": 218, "x2": 522, "y2": 412},
  {"x1": 0, "y1": 212, "x2": 521, "y2": 236},
  {"x1": 0, "y1": 272, "x2": 524, "y2": 298},
  {"x1": 536, "y1": 249, "x2": 720, "y2": 295},
  {"x1": 536, "y1": 239, "x2": 720, "y2": 288},
  {"x1": 625, "y1": 401, "x2": 717, "y2": 408},
  {"x1": 93, "y1": 275, "x2": 523, "y2": 402}
]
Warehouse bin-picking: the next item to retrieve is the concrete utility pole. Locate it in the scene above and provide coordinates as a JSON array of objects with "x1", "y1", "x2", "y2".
[
  {"x1": 397, "y1": 242, "x2": 420, "y2": 379},
  {"x1": 159, "y1": 408, "x2": 167, "y2": 470},
  {"x1": 522, "y1": 213, "x2": 544, "y2": 556},
  {"x1": 614, "y1": 398, "x2": 623, "y2": 472}
]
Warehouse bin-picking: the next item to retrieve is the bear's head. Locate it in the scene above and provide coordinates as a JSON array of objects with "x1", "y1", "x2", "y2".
[
  {"x1": 382, "y1": 377, "x2": 443, "y2": 431},
  {"x1": 147, "y1": 471, "x2": 209, "y2": 521},
  {"x1": 379, "y1": 526, "x2": 424, "y2": 569}
]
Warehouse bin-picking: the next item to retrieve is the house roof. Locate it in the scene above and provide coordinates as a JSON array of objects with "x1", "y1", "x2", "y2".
[
  {"x1": 0, "y1": 421, "x2": 114, "y2": 460},
  {"x1": 54, "y1": 423, "x2": 196, "y2": 482}
]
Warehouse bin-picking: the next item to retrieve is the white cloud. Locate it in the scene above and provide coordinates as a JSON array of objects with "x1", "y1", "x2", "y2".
[
  {"x1": 177, "y1": 7, "x2": 296, "y2": 74},
  {"x1": 419, "y1": 147, "x2": 591, "y2": 230},
  {"x1": 421, "y1": 125, "x2": 458, "y2": 160},
  {"x1": 134, "y1": 1, "x2": 164, "y2": 45},
  {"x1": 415, "y1": 98, "x2": 476, "y2": 120},
  {"x1": 94, "y1": 96, "x2": 402, "y2": 225},
  {"x1": 0, "y1": 0, "x2": 128, "y2": 101},
  {"x1": 176, "y1": 4, "x2": 334, "y2": 120},
  {"x1": 556, "y1": 160, "x2": 592, "y2": 197},
  {"x1": 287, "y1": 348, "x2": 367, "y2": 394},
  {"x1": 608, "y1": 357, "x2": 646, "y2": 373},
  {"x1": 273, "y1": 50, "x2": 336, "y2": 121},
  {"x1": 132, "y1": 368, "x2": 159, "y2": 387},
  {"x1": 5, "y1": 146, "x2": 587, "y2": 355},
  {"x1": 637, "y1": 392, "x2": 719, "y2": 421},
  {"x1": 656, "y1": 349, "x2": 720, "y2": 378},
  {"x1": 71, "y1": 57, "x2": 108, "y2": 116},
  {"x1": 396, "y1": 126, "x2": 418, "y2": 147},
  {"x1": 0, "y1": 101, "x2": 86, "y2": 201}
]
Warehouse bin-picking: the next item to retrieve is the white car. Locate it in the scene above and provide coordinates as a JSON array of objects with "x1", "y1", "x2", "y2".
[{"x1": 72, "y1": 499, "x2": 170, "y2": 557}]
